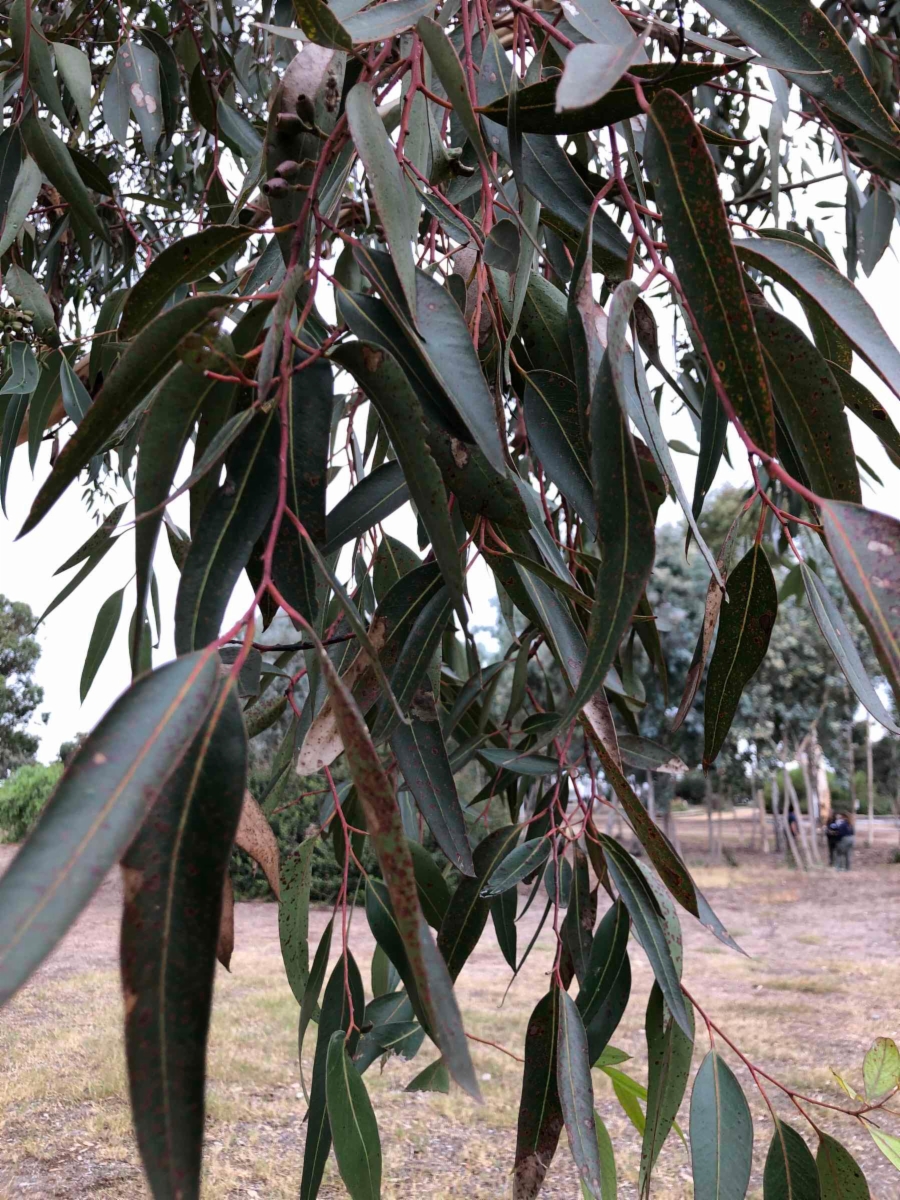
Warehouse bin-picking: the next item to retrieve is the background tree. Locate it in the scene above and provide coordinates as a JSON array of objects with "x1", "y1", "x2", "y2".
[
  {"x1": 3, "y1": 1, "x2": 900, "y2": 1198},
  {"x1": 0, "y1": 595, "x2": 45, "y2": 777}
]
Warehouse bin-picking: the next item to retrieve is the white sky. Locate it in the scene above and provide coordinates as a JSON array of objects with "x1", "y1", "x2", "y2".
[{"x1": 4, "y1": 107, "x2": 900, "y2": 762}]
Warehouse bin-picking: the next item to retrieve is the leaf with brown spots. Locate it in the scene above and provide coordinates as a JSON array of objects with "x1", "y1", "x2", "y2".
[
  {"x1": 513, "y1": 989, "x2": 564, "y2": 1200},
  {"x1": 754, "y1": 306, "x2": 860, "y2": 503},
  {"x1": 821, "y1": 500, "x2": 900, "y2": 707},
  {"x1": 121, "y1": 682, "x2": 247, "y2": 1198},
  {"x1": 235, "y1": 789, "x2": 280, "y2": 899},
  {"x1": 644, "y1": 89, "x2": 775, "y2": 455},
  {"x1": 318, "y1": 644, "x2": 480, "y2": 1100},
  {"x1": 217, "y1": 876, "x2": 234, "y2": 971}
]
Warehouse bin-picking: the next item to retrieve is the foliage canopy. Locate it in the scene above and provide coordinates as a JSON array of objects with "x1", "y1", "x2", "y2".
[{"x1": 4, "y1": 0, "x2": 900, "y2": 1195}]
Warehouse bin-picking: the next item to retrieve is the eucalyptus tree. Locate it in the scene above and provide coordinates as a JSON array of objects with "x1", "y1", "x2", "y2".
[{"x1": 4, "y1": 0, "x2": 900, "y2": 1196}]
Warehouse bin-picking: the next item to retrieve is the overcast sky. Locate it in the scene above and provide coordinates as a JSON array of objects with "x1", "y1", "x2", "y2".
[{"x1": 4, "y1": 152, "x2": 900, "y2": 763}]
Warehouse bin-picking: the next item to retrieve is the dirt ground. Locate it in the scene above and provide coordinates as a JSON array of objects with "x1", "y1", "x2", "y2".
[{"x1": 2, "y1": 815, "x2": 900, "y2": 1199}]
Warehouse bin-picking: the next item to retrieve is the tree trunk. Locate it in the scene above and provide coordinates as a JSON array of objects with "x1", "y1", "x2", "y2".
[
  {"x1": 847, "y1": 718, "x2": 857, "y2": 816},
  {"x1": 866, "y1": 718, "x2": 875, "y2": 848},
  {"x1": 758, "y1": 788, "x2": 770, "y2": 853},
  {"x1": 772, "y1": 775, "x2": 783, "y2": 853},
  {"x1": 646, "y1": 770, "x2": 656, "y2": 823},
  {"x1": 786, "y1": 771, "x2": 812, "y2": 870}
]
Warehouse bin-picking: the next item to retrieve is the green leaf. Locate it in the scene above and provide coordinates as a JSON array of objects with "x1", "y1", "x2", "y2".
[
  {"x1": 322, "y1": 461, "x2": 409, "y2": 554},
  {"x1": 704, "y1": 544, "x2": 778, "y2": 768},
  {"x1": 279, "y1": 838, "x2": 317, "y2": 1005},
  {"x1": 319, "y1": 646, "x2": 479, "y2": 1099},
  {"x1": 405, "y1": 1057, "x2": 450, "y2": 1093},
  {"x1": 0, "y1": 651, "x2": 219, "y2": 1007},
  {"x1": 300, "y1": 954, "x2": 365, "y2": 1200},
  {"x1": 80, "y1": 587, "x2": 125, "y2": 701},
  {"x1": 693, "y1": 375, "x2": 728, "y2": 525},
  {"x1": 326, "y1": 1031, "x2": 382, "y2": 1200},
  {"x1": 799, "y1": 561, "x2": 900, "y2": 735},
  {"x1": 763, "y1": 1119, "x2": 821, "y2": 1200},
  {"x1": 0, "y1": 155, "x2": 41, "y2": 257},
  {"x1": 120, "y1": 227, "x2": 253, "y2": 339},
  {"x1": 557, "y1": 991, "x2": 604, "y2": 1200},
  {"x1": 700, "y1": 0, "x2": 899, "y2": 144},
  {"x1": 21, "y1": 295, "x2": 233, "y2": 535},
  {"x1": 556, "y1": 33, "x2": 642, "y2": 113},
  {"x1": 830, "y1": 361, "x2": 900, "y2": 467},
  {"x1": 0, "y1": 393, "x2": 28, "y2": 516},
  {"x1": 122, "y1": 683, "x2": 246, "y2": 1198},
  {"x1": 481, "y1": 837, "x2": 551, "y2": 897},
  {"x1": 754, "y1": 307, "x2": 860, "y2": 503},
  {"x1": 333, "y1": 341, "x2": 466, "y2": 624},
  {"x1": 407, "y1": 839, "x2": 451, "y2": 930},
  {"x1": 11, "y1": 2, "x2": 67, "y2": 125},
  {"x1": 603, "y1": 1065, "x2": 647, "y2": 1135},
  {"x1": 478, "y1": 747, "x2": 559, "y2": 776},
  {"x1": 491, "y1": 889, "x2": 518, "y2": 971},
  {"x1": 59, "y1": 356, "x2": 91, "y2": 425},
  {"x1": 858, "y1": 189, "x2": 894, "y2": 277},
  {"x1": 734, "y1": 237, "x2": 900, "y2": 407},
  {"x1": 817, "y1": 1133, "x2": 869, "y2": 1200},
  {"x1": 114, "y1": 40, "x2": 163, "y2": 154},
  {"x1": 390, "y1": 683, "x2": 474, "y2": 875},
  {"x1": 54, "y1": 42, "x2": 93, "y2": 133},
  {"x1": 438, "y1": 824, "x2": 520, "y2": 979},
  {"x1": 344, "y1": 0, "x2": 435, "y2": 41},
  {"x1": 607, "y1": 280, "x2": 721, "y2": 582},
  {"x1": 618, "y1": 734, "x2": 687, "y2": 775},
  {"x1": 524, "y1": 370, "x2": 594, "y2": 534},
  {"x1": 639, "y1": 982, "x2": 694, "y2": 1197},
  {"x1": 644, "y1": 90, "x2": 775, "y2": 454},
  {"x1": 292, "y1": 0, "x2": 352, "y2": 50},
  {"x1": 513, "y1": 990, "x2": 564, "y2": 1200},
  {"x1": 478, "y1": 61, "x2": 729, "y2": 134},
  {"x1": 820, "y1": 501, "x2": 900, "y2": 707},
  {"x1": 582, "y1": 1113, "x2": 617, "y2": 1200},
  {"x1": 690, "y1": 1050, "x2": 753, "y2": 1200},
  {"x1": 863, "y1": 1036, "x2": 900, "y2": 1101},
  {"x1": 21, "y1": 115, "x2": 108, "y2": 244},
  {"x1": 598, "y1": 836, "x2": 691, "y2": 1038},
  {"x1": 0, "y1": 342, "x2": 39, "y2": 395},
  {"x1": 868, "y1": 1127, "x2": 900, "y2": 1172},
  {"x1": 346, "y1": 82, "x2": 417, "y2": 317},
  {"x1": 135, "y1": 366, "x2": 226, "y2": 653},
  {"x1": 5, "y1": 264, "x2": 57, "y2": 345},
  {"x1": 354, "y1": 247, "x2": 508, "y2": 475},
  {"x1": 298, "y1": 918, "x2": 334, "y2": 1088},
  {"x1": 577, "y1": 899, "x2": 631, "y2": 1053}
]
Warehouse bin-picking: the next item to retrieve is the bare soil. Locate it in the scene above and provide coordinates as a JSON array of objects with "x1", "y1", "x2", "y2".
[{"x1": 1, "y1": 818, "x2": 900, "y2": 1199}]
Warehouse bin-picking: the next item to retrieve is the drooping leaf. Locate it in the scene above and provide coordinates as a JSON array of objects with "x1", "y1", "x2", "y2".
[
  {"x1": 292, "y1": 0, "x2": 352, "y2": 49},
  {"x1": 561, "y1": 849, "x2": 594, "y2": 985},
  {"x1": 524, "y1": 370, "x2": 595, "y2": 534},
  {"x1": 122, "y1": 683, "x2": 246, "y2": 1198},
  {"x1": 0, "y1": 651, "x2": 219, "y2": 1007},
  {"x1": 0, "y1": 155, "x2": 42, "y2": 257},
  {"x1": 820, "y1": 501, "x2": 900, "y2": 707},
  {"x1": 300, "y1": 954, "x2": 365, "y2": 1200},
  {"x1": 556, "y1": 32, "x2": 643, "y2": 114},
  {"x1": 618, "y1": 735, "x2": 687, "y2": 776},
  {"x1": 318, "y1": 645, "x2": 479, "y2": 1099},
  {"x1": 54, "y1": 42, "x2": 93, "y2": 132},
  {"x1": 390, "y1": 683, "x2": 474, "y2": 875},
  {"x1": 692, "y1": 376, "x2": 729, "y2": 526},
  {"x1": 816, "y1": 1133, "x2": 869, "y2": 1200},
  {"x1": 5, "y1": 264, "x2": 58, "y2": 345},
  {"x1": 754, "y1": 307, "x2": 860, "y2": 503},
  {"x1": 322, "y1": 461, "x2": 410, "y2": 554},
  {"x1": 438, "y1": 824, "x2": 520, "y2": 979},
  {"x1": 174, "y1": 414, "x2": 279, "y2": 653},
  {"x1": 700, "y1": 0, "x2": 900, "y2": 144},
  {"x1": 863, "y1": 1036, "x2": 900, "y2": 1101},
  {"x1": 644, "y1": 90, "x2": 775, "y2": 454},
  {"x1": 583, "y1": 1113, "x2": 617, "y2": 1200},
  {"x1": 279, "y1": 838, "x2": 317, "y2": 1005},
  {"x1": 690, "y1": 1050, "x2": 754, "y2": 1200},
  {"x1": 21, "y1": 295, "x2": 233, "y2": 535},
  {"x1": 481, "y1": 838, "x2": 551, "y2": 898},
  {"x1": 513, "y1": 989, "x2": 564, "y2": 1200},
  {"x1": 326, "y1": 1031, "x2": 382, "y2": 1200},
  {"x1": 598, "y1": 836, "x2": 691, "y2": 1038},
  {"x1": 639, "y1": 983, "x2": 694, "y2": 1197},
  {"x1": 346, "y1": 81, "x2": 417, "y2": 317},
  {"x1": 80, "y1": 587, "x2": 125, "y2": 701},
  {"x1": 120, "y1": 227, "x2": 253, "y2": 339},
  {"x1": 734, "y1": 237, "x2": 900, "y2": 407},
  {"x1": 21, "y1": 115, "x2": 108, "y2": 243},
  {"x1": 344, "y1": 0, "x2": 434, "y2": 40},
  {"x1": 557, "y1": 991, "x2": 604, "y2": 1200},
  {"x1": 405, "y1": 1057, "x2": 450, "y2": 1093},
  {"x1": 830, "y1": 362, "x2": 900, "y2": 467},
  {"x1": 577, "y1": 899, "x2": 630, "y2": 1044},
  {"x1": 763, "y1": 1120, "x2": 821, "y2": 1200},
  {"x1": 704, "y1": 544, "x2": 778, "y2": 768},
  {"x1": 799, "y1": 562, "x2": 900, "y2": 735}
]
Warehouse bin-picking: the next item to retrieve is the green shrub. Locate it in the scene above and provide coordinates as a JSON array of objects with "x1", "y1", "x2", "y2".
[{"x1": 0, "y1": 761, "x2": 63, "y2": 842}]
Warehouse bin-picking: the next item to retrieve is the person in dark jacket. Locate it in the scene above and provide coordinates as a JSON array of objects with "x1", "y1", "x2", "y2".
[{"x1": 827, "y1": 812, "x2": 855, "y2": 870}]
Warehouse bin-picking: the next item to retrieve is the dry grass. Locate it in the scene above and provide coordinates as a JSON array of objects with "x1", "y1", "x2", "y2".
[{"x1": 2, "y1": 836, "x2": 900, "y2": 1198}]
